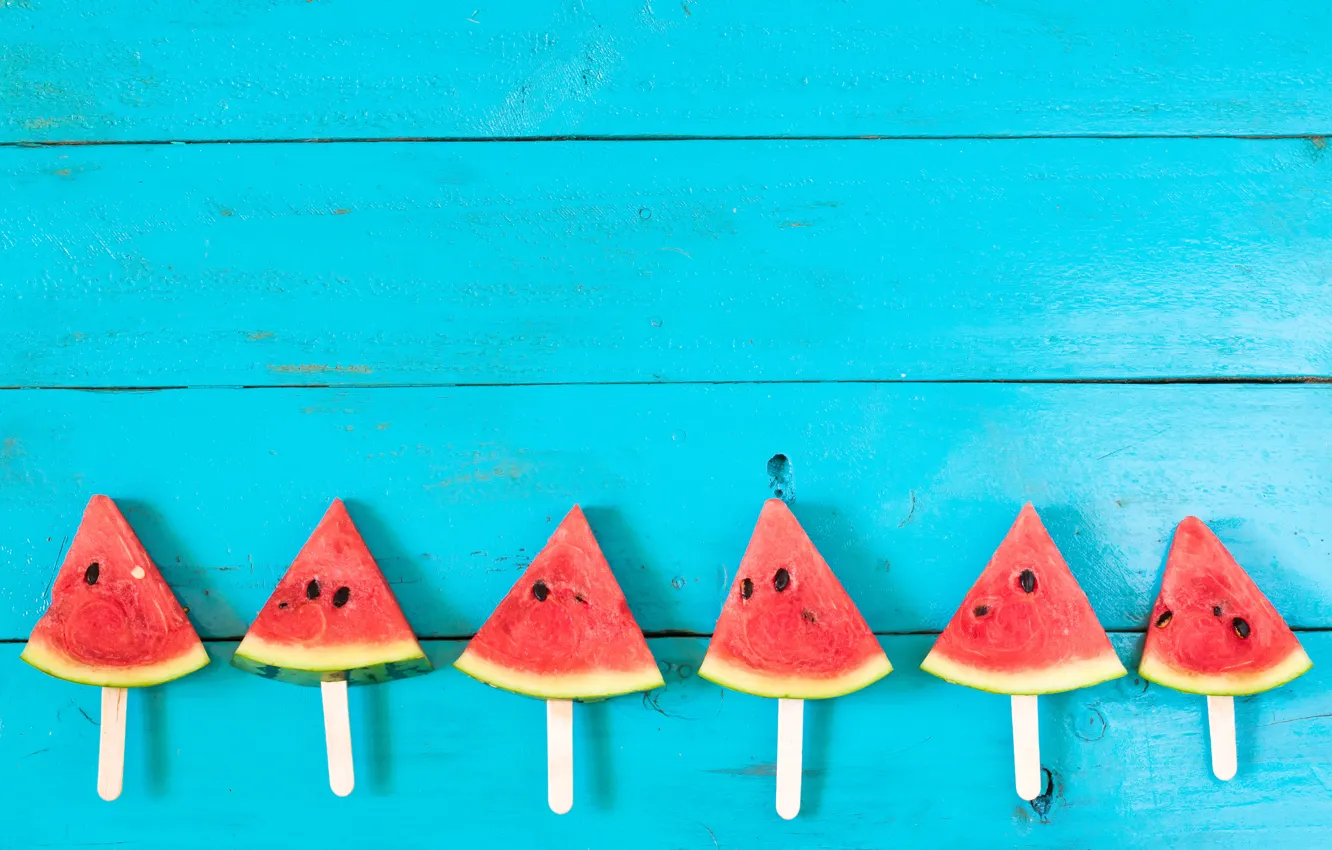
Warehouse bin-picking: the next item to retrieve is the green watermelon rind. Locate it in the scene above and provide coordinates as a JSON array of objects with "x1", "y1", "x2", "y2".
[
  {"x1": 231, "y1": 635, "x2": 432, "y2": 687},
  {"x1": 698, "y1": 651, "x2": 893, "y2": 700},
  {"x1": 454, "y1": 647, "x2": 665, "y2": 700},
  {"x1": 20, "y1": 636, "x2": 210, "y2": 688},
  {"x1": 919, "y1": 649, "x2": 1127, "y2": 695},
  {"x1": 1139, "y1": 645, "x2": 1313, "y2": 697}
]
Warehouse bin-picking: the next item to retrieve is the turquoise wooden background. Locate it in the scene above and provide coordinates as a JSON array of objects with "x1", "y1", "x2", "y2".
[{"x1": 2, "y1": 2, "x2": 1330, "y2": 847}]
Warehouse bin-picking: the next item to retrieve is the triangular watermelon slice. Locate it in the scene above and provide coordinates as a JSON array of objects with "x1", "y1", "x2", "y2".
[
  {"x1": 921, "y1": 503, "x2": 1125, "y2": 694},
  {"x1": 232, "y1": 500, "x2": 431, "y2": 686},
  {"x1": 698, "y1": 499, "x2": 891, "y2": 699},
  {"x1": 1139, "y1": 516, "x2": 1312, "y2": 696},
  {"x1": 22, "y1": 496, "x2": 209, "y2": 687},
  {"x1": 455, "y1": 506, "x2": 664, "y2": 700}
]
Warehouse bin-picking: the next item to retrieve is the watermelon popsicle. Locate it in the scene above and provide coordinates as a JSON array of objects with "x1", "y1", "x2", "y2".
[
  {"x1": 698, "y1": 499, "x2": 892, "y2": 820},
  {"x1": 1138, "y1": 517, "x2": 1311, "y2": 780},
  {"x1": 231, "y1": 499, "x2": 432, "y2": 796},
  {"x1": 920, "y1": 503, "x2": 1126, "y2": 800},
  {"x1": 21, "y1": 496, "x2": 210, "y2": 801},
  {"x1": 454, "y1": 506, "x2": 664, "y2": 814}
]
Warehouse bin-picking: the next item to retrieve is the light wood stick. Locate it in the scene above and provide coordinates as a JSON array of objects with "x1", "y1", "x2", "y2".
[
  {"x1": 97, "y1": 687, "x2": 128, "y2": 802},
  {"x1": 1011, "y1": 694, "x2": 1041, "y2": 801},
  {"x1": 321, "y1": 679, "x2": 355, "y2": 797},
  {"x1": 1206, "y1": 695, "x2": 1237, "y2": 781},
  {"x1": 547, "y1": 699, "x2": 574, "y2": 814},
  {"x1": 776, "y1": 697, "x2": 804, "y2": 820}
]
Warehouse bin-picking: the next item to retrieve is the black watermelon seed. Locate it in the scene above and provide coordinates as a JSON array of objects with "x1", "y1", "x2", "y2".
[
  {"x1": 306, "y1": 579, "x2": 321, "y2": 600},
  {"x1": 574, "y1": 593, "x2": 587, "y2": 604},
  {"x1": 278, "y1": 602, "x2": 289, "y2": 609},
  {"x1": 1019, "y1": 569, "x2": 1037, "y2": 594},
  {"x1": 84, "y1": 562, "x2": 100, "y2": 585},
  {"x1": 1233, "y1": 617, "x2": 1251, "y2": 639},
  {"x1": 1155, "y1": 610, "x2": 1173, "y2": 628},
  {"x1": 1212, "y1": 605, "x2": 1223, "y2": 617},
  {"x1": 741, "y1": 578, "x2": 754, "y2": 599},
  {"x1": 533, "y1": 580, "x2": 549, "y2": 601},
  {"x1": 973, "y1": 604, "x2": 990, "y2": 617},
  {"x1": 774, "y1": 568, "x2": 791, "y2": 592},
  {"x1": 333, "y1": 587, "x2": 350, "y2": 608},
  {"x1": 802, "y1": 609, "x2": 817, "y2": 623}
]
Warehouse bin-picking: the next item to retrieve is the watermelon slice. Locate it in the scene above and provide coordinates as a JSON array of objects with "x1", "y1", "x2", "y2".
[
  {"x1": 921, "y1": 503, "x2": 1126, "y2": 694},
  {"x1": 698, "y1": 499, "x2": 891, "y2": 699},
  {"x1": 1139, "y1": 516, "x2": 1312, "y2": 696},
  {"x1": 455, "y1": 506, "x2": 664, "y2": 700},
  {"x1": 232, "y1": 500, "x2": 431, "y2": 686},
  {"x1": 21, "y1": 496, "x2": 209, "y2": 688}
]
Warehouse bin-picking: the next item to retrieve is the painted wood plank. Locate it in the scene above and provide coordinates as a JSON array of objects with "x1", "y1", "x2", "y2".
[
  {"x1": 1, "y1": 383, "x2": 1328, "y2": 638},
  {"x1": 5, "y1": 635, "x2": 1330, "y2": 849},
  {"x1": 2, "y1": 1, "x2": 1330, "y2": 142},
  {"x1": 3, "y1": 139, "x2": 1330, "y2": 388}
]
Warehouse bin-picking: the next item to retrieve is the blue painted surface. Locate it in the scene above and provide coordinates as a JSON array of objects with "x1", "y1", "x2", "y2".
[
  {"x1": 1, "y1": 1, "x2": 1330, "y2": 141},
  {"x1": 6, "y1": 637, "x2": 1332, "y2": 848},
  {"x1": 1, "y1": 384, "x2": 1329, "y2": 638},
  {"x1": 2, "y1": 139, "x2": 1330, "y2": 386},
  {"x1": 4, "y1": 3, "x2": 1331, "y2": 847}
]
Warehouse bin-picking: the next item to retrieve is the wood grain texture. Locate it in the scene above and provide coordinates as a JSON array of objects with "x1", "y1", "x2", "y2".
[
  {"x1": 3, "y1": 139, "x2": 1330, "y2": 387},
  {"x1": 2, "y1": 384, "x2": 1328, "y2": 638},
  {"x1": 6, "y1": 636, "x2": 1330, "y2": 849},
  {"x1": 1, "y1": 1, "x2": 1329, "y2": 142}
]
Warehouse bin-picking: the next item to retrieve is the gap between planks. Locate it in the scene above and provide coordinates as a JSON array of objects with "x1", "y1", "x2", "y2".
[
  {"x1": 1, "y1": 377, "x2": 1330, "y2": 393},
  {"x1": 4, "y1": 627, "x2": 1332, "y2": 644},
  {"x1": 2, "y1": 133, "x2": 1329, "y2": 149}
]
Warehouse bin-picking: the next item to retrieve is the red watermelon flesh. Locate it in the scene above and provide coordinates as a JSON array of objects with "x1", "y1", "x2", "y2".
[
  {"x1": 232, "y1": 499, "x2": 430, "y2": 686},
  {"x1": 920, "y1": 503, "x2": 1125, "y2": 695},
  {"x1": 1139, "y1": 516, "x2": 1311, "y2": 696},
  {"x1": 21, "y1": 496, "x2": 209, "y2": 687},
  {"x1": 698, "y1": 499, "x2": 891, "y2": 699},
  {"x1": 454, "y1": 506, "x2": 664, "y2": 700}
]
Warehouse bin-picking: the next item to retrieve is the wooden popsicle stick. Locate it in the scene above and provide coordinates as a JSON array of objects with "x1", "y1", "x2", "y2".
[
  {"x1": 547, "y1": 699, "x2": 574, "y2": 814},
  {"x1": 1206, "y1": 695, "x2": 1237, "y2": 781},
  {"x1": 776, "y1": 697, "x2": 804, "y2": 820},
  {"x1": 1011, "y1": 694, "x2": 1041, "y2": 801},
  {"x1": 97, "y1": 687, "x2": 128, "y2": 802},
  {"x1": 321, "y1": 679, "x2": 355, "y2": 797}
]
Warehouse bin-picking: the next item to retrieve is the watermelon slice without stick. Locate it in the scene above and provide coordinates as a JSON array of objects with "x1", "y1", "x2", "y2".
[
  {"x1": 1138, "y1": 516, "x2": 1312, "y2": 780},
  {"x1": 920, "y1": 503, "x2": 1125, "y2": 800},
  {"x1": 233, "y1": 499, "x2": 431, "y2": 796},
  {"x1": 22, "y1": 495, "x2": 209, "y2": 801},
  {"x1": 699, "y1": 499, "x2": 891, "y2": 819},
  {"x1": 455, "y1": 505, "x2": 663, "y2": 814}
]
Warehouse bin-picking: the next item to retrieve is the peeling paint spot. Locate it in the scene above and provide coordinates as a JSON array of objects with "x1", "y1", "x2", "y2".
[
  {"x1": 247, "y1": 331, "x2": 274, "y2": 341},
  {"x1": 333, "y1": 208, "x2": 351, "y2": 215}
]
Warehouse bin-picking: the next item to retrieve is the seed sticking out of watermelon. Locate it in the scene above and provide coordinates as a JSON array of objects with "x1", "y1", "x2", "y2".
[
  {"x1": 21, "y1": 495, "x2": 209, "y2": 801},
  {"x1": 455, "y1": 505, "x2": 663, "y2": 814}
]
